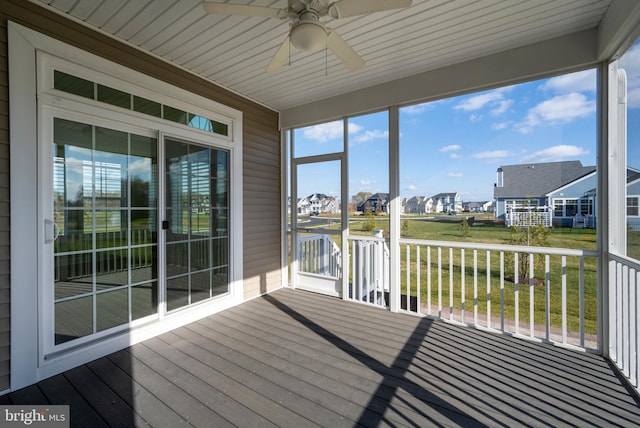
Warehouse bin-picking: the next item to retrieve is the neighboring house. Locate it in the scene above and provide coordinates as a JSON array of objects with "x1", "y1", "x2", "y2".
[
  {"x1": 494, "y1": 161, "x2": 596, "y2": 226},
  {"x1": 358, "y1": 193, "x2": 390, "y2": 214},
  {"x1": 297, "y1": 198, "x2": 311, "y2": 214},
  {"x1": 431, "y1": 192, "x2": 462, "y2": 213},
  {"x1": 625, "y1": 169, "x2": 640, "y2": 230},
  {"x1": 463, "y1": 201, "x2": 490, "y2": 213},
  {"x1": 495, "y1": 161, "x2": 640, "y2": 228},
  {"x1": 405, "y1": 196, "x2": 434, "y2": 214},
  {"x1": 299, "y1": 193, "x2": 339, "y2": 214}
]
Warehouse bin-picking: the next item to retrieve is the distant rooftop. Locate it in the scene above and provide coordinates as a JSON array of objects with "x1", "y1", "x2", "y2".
[{"x1": 494, "y1": 161, "x2": 596, "y2": 199}]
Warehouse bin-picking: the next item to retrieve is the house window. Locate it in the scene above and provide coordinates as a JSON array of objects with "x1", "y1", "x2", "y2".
[
  {"x1": 565, "y1": 199, "x2": 578, "y2": 217},
  {"x1": 554, "y1": 200, "x2": 564, "y2": 217},
  {"x1": 580, "y1": 199, "x2": 593, "y2": 215},
  {"x1": 627, "y1": 197, "x2": 639, "y2": 216}
]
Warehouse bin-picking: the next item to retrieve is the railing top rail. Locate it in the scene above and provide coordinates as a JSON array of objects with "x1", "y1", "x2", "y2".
[
  {"x1": 609, "y1": 251, "x2": 640, "y2": 271},
  {"x1": 347, "y1": 235, "x2": 387, "y2": 243},
  {"x1": 399, "y1": 238, "x2": 597, "y2": 257}
]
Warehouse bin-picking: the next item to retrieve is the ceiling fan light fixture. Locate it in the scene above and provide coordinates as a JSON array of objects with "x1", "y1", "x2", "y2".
[{"x1": 290, "y1": 21, "x2": 327, "y2": 52}]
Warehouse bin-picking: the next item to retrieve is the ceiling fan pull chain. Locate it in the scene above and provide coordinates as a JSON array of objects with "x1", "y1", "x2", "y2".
[{"x1": 325, "y1": 45, "x2": 328, "y2": 76}]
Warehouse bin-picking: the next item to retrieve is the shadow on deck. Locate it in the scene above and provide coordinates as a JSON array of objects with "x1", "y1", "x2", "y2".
[{"x1": 2, "y1": 288, "x2": 639, "y2": 427}]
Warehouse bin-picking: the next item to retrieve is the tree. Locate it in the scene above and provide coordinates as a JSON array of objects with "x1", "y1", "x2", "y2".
[
  {"x1": 362, "y1": 207, "x2": 377, "y2": 231},
  {"x1": 459, "y1": 217, "x2": 471, "y2": 237},
  {"x1": 506, "y1": 224, "x2": 549, "y2": 283},
  {"x1": 401, "y1": 219, "x2": 410, "y2": 237}
]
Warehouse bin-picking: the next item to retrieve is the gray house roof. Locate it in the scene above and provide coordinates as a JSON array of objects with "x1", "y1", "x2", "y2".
[{"x1": 494, "y1": 161, "x2": 596, "y2": 199}]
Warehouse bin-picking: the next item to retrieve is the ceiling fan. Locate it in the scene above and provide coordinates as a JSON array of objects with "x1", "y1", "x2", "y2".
[{"x1": 202, "y1": 0, "x2": 412, "y2": 72}]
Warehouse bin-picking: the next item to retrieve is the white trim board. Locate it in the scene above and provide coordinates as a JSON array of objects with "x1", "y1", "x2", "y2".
[{"x1": 8, "y1": 21, "x2": 244, "y2": 391}]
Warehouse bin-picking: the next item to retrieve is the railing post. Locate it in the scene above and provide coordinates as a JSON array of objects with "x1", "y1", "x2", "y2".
[{"x1": 389, "y1": 105, "x2": 400, "y2": 313}]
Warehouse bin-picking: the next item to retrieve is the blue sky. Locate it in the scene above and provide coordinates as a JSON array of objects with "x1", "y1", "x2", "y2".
[{"x1": 294, "y1": 40, "x2": 640, "y2": 203}]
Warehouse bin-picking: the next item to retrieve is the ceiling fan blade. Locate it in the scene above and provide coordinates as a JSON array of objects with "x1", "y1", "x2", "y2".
[
  {"x1": 266, "y1": 37, "x2": 291, "y2": 72},
  {"x1": 327, "y1": 30, "x2": 364, "y2": 71},
  {"x1": 332, "y1": 0, "x2": 412, "y2": 18},
  {"x1": 202, "y1": 2, "x2": 285, "y2": 19}
]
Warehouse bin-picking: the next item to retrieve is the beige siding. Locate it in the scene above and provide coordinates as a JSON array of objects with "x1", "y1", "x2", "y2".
[{"x1": 0, "y1": 0, "x2": 282, "y2": 391}]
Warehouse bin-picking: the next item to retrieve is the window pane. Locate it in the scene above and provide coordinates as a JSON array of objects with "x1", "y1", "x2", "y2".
[
  {"x1": 54, "y1": 71, "x2": 94, "y2": 99},
  {"x1": 96, "y1": 288, "x2": 129, "y2": 331},
  {"x1": 164, "y1": 106, "x2": 189, "y2": 124},
  {"x1": 97, "y1": 85, "x2": 131, "y2": 109},
  {"x1": 293, "y1": 120, "x2": 344, "y2": 157},
  {"x1": 55, "y1": 295, "x2": 93, "y2": 345},
  {"x1": 400, "y1": 69, "x2": 596, "y2": 236},
  {"x1": 131, "y1": 282, "x2": 158, "y2": 320},
  {"x1": 134, "y1": 95, "x2": 162, "y2": 117}
]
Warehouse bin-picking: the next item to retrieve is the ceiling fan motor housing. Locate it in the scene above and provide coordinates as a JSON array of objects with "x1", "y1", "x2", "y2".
[{"x1": 290, "y1": 10, "x2": 328, "y2": 51}]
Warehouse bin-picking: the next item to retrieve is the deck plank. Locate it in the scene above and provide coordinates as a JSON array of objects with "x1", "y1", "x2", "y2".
[
  {"x1": 129, "y1": 337, "x2": 299, "y2": 428},
  {"x1": 37, "y1": 373, "x2": 110, "y2": 428},
  {"x1": 63, "y1": 364, "x2": 148, "y2": 427},
  {"x1": 2, "y1": 288, "x2": 639, "y2": 427},
  {"x1": 108, "y1": 346, "x2": 234, "y2": 428},
  {"x1": 87, "y1": 356, "x2": 187, "y2": 427}
]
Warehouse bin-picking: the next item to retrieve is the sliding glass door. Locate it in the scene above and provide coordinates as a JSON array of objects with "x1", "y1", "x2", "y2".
[
  {"x1": 165, "y1": 138, "x2": 229, "y2": 311},
  {"x1": 47, "y1": 118, "x2": 230, "y2": 352}
]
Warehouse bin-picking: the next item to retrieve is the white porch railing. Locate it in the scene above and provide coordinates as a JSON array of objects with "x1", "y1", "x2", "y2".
[
  {"x1": 296, "y1": 233, "x2": 600, "y2": 352},
  {"x1": 399, "y1": 239, "x2": 598, "y2": 351},
  {"x1": 506, "y1": 207, "x2": 551, "y2": 227},
  {"x1": 608, "y1": 253, "x2": 640, "y2": 391},
  {"x1": 347, "y1": 235, "x2": 390, "y2": 306},
  {"x1": 297, "y1": 234, "x2": 342, "y2": 278}
]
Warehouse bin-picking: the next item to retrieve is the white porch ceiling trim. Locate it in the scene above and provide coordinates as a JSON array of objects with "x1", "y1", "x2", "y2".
[{"x1": 280, "y1": 29, "x2": 598, "y2": 129}]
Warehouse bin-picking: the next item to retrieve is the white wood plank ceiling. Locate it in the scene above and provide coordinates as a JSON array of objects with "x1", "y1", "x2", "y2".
[{"x1": 34, "y1": 0, "x2": 614, "y2": 111}]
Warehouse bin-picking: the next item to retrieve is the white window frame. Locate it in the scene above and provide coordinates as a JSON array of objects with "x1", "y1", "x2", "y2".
[{"x1": 9, "y1": 22, "x2": 243, "y2": 389}]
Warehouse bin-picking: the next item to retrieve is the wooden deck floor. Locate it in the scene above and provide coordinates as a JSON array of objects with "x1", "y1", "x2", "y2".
[{"x1": 2, "y1": 288, "x2": 639, "y2": 427}]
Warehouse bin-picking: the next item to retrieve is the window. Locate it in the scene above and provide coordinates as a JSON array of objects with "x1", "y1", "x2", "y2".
[
  {"x1": 565, "y1": 199, "x2": 578, "y2": 217},
  {"x1": 627, "y1": 197, "x2": 639, "y2": 216},
  {"x1": 554, "y1": 200, "x2": 564, "y2": 217},
  {"x1": 399, "y1": 69, "x2": 596, "y2": 236},
  {"x1": 53, "y1": 70, "x2": 229, "y2": 137}
]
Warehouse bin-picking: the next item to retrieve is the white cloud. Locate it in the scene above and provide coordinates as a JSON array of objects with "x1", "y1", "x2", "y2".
[
  {"x1": 440, "y1": 144, "x2": 461, "y2": 152},
  {"x1": 303, "y1": 121, "x2": 363, "y2": 142},
  {"x1": 406, "y1": 184, "x2": 417, "y2": 191},
  {"x1": 520, "y1": 145, "x2": 589, "y2": 162},
  {"x1": 454, "y1": 90, "x2": 505, "y2": 111},
  {"x1": 539, "y1": 69, "x2": 596, "y2": 94},
  {"x1": 449, "y1": 153, "x2": 460, "y2": 159},
  {"x1": 360, "y1": 179, "x2": 376, "y2": 186},
  {"x1": 516, "y1": 93, "x2": 595, "y2": 133},
  {"x1": 352, "y1": 129, "x2": 389, "y2": 144},
  {"x1": 491, "y1": 99, "x2": 513, "y2": 115},
  {"x1": 402, "y1": 104, "x2": 429, "y2": 115},
  {"x1": 472, "y1": 150, "x2": 514, "y2": 160},
  {"x1": 448, "y1": 172, "x2": 463, "y2": 177},
  {"x1": 491, "y1": 122, "x2": 509, "y2": 130}
]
